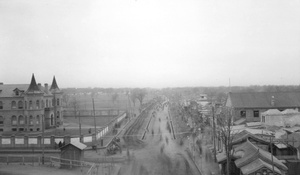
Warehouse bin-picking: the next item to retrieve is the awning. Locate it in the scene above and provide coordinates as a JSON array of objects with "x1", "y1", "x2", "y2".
[{"x1": 275, "y1": 143, "x2": 288, "y2": 149}]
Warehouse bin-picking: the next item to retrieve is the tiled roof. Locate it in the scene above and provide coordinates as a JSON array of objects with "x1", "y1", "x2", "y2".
[
  {"x1": 61, "y1": 141, "x2": 87, "y2": 150},
  {"x1": 234, "y1": 140, "x2": 287, "y2": 171},
  {"x1": 0, "y1": 84, "x2": 29, "y2": 97},
  {"x1": 232, "y1": 130, "x2": 270, "y2": 146},
  {"x1": 240, "y1": 158, "x2": 282, "y2": 175},
  {"x1": 227, "y1": 92, "x2": 300, "y2": 108}
]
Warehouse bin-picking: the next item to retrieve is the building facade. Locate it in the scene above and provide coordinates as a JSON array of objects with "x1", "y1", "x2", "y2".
[
  {"x1": 0, "y1": 74, "x2": 63, "y2": 132},
  {"x1": 225, "y1": 92, "x2": 300, "y2": 124}
]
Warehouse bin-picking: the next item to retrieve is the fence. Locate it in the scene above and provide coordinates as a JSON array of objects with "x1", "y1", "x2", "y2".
[{"x1": 0, "y1": 112, "x2": 127, "y2": 149}]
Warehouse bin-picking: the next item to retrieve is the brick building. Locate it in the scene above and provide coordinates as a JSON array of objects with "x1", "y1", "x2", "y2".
[
  {"x1": 225, "y1": 92, "x2": 300, "y2": 124},
  {"x1": 0, "y1": 74, "x2": 63, "y2": 132}
]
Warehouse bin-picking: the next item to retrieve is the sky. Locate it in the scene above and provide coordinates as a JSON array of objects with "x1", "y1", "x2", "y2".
[{"x1": 0, "y1": 0, "x2": 300, "y2": 88}]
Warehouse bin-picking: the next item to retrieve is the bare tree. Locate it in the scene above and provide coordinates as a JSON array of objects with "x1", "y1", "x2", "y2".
[
  {"x1": 217, "y1": 107, "x2": 236, "y2": 175},
  {"x1": 130, "y1": 91, "x2": 137, "y2": 107},
  {"x1": 135, "y1": 88, "x2": 147, "y2": 105},
  {"x1": 111, "y1": 92, "x2": 119, "y2": 106},
  {"x1": 62, "y1": 93, "x2": 70, "y2": 107}
]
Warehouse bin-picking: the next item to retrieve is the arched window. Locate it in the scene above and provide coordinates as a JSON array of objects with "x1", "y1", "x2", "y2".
[
  {"x1": 50, "y1": 114, "x2": 54, "y2": 126},
  {"x1": 11, "y1": 101, "x2": 16, "y2": 109},
  {"x1": 46, "y1": 99, "x2": 49, "y2": 107},
  {"x1": 11, "y1": 115, "x2": 17, "y2": 125},
  {"x1": 25, "y1": 101, "x2": 27, "y2": 109},
  {"x1": 57, "y1": 99, "x2": 60, "y2": 106},
  {"x1": 0, "y1": 101, "x2": 3, "y2": 109},
  {"x1": 18, "y1": 101, "x2": 23, "y2": 109},
  {"x1": 57, "y1": 111, "x2": 60, "y2": 118},
  {"x1": 36, "y1": 115, "x2": 40, "y2": 125},
  {"x1": 29, "y1": 116, "x2": 33, "y2": 125},
  {"x1": 0, "y1": 116, "x2": 4, "y2": 125},
  {"x1": 36, "y1": 100, "x2": 40, "y2": 109},
  {"x1": 18, "y1": 115, "x2": 24, "y2": 125},
  {"x1": 29, "y1": 100, "x2": 33, "y2": 109}
]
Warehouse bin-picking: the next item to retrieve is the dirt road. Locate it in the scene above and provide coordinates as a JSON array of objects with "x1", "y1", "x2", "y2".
[{"x1": 118, "y1": 105, "x2": 200, "y2": 175}]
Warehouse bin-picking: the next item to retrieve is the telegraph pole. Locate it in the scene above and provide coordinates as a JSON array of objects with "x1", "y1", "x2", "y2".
[
  {"x1": 92, "y1": 97, "x2": 97, "y2": 152},
  {"x1": 78, "y1": 111, "x2": 82, "y2": 142},
  {"x1": 212, "y1": 103, "x2": 217, "y2": 162},
  {"x1": 42, "y1": 114, "x2": 45, "y2": 164}
]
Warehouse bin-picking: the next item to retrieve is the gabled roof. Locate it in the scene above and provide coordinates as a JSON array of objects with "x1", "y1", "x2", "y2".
[
  {"x1": 60, "y1": 141, "x2": 87, "y2": 150},
  {"x1": 234, "y1": 140, "x2": 287, "y2": 171},
  {"x1": 240, "y1": 158, "x2": 282, "y2": 175},
  {"x1": 227, "y1": 92, "x2": 300, "y2": 108},
  {"x1": 232, "y1": 130, "x2": 270, "y2": 146},
  {"x1": 26, "y1": 74, "x2": 42, "y2": 94}
]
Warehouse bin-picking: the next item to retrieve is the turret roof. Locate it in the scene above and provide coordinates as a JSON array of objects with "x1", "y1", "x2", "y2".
[{"x1": 26, "y1": 74, "x2": 42, "y2": 94}]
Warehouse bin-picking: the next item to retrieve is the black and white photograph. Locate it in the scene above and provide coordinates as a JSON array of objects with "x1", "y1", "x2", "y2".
[{"x1": 1, "y1": 0, "x2": 300, "y2": 174}]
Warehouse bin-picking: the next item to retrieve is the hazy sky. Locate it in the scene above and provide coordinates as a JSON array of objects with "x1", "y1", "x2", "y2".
[{"x1": 1, "y1": 0, "x2": 300, "y2": 88}]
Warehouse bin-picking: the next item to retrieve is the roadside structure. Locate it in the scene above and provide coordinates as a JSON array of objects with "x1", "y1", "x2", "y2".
[
  {"x1": 0, "y1": 74, "x2": 63, "y2": 132},
  {"x1": 225, "y1": 92, "x2": 300, "y2": 124}
]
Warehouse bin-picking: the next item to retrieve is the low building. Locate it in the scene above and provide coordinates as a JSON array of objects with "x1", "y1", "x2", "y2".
[
  {"x1": 225, "y1": 92, "x2": 300, "y2": 124},
  {"x1": 60, "y1": 141, "x2": 87, "y2": 168},
  {"x1": 0, "y1": 74, "x2": 63, "y2": 132}
]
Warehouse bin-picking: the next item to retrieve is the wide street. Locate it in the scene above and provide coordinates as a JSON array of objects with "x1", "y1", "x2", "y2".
[{"x1": 117, "y1": 104, "x2": 201, "y2": 175}]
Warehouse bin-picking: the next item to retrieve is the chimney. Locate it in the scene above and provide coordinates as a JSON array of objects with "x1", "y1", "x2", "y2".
[
  {"x1": 38, "y1": 83, "x2": 42, "y2": 91},
  {"x1": 271, "y1": 96, "x2": 275, "y2": 107},
  {"x1": 44, "y1": 83, "x2": 49, "y2": 93}
]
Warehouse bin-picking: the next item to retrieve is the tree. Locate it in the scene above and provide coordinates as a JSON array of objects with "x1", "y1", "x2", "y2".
[
  {"x1": 62, "y1": 93, "x2": 70, "y2": 107},
  {"x1": 130, "y1": 91, "x2": 137, "y2": 106},
  {"x1": 217, "y1": 107, "x2": 237, "y2": 175},
  {"x1": 111, "y1": 92, "x2": 119, "y2": 105},
  {"x1": 135, "y1": 88, "x2": 147, "y2": 106}
]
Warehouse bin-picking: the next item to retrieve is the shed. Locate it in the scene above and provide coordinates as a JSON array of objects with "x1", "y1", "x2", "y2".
[{"x1": 60, "y1": 141, "x2": 87, "y2": 168}]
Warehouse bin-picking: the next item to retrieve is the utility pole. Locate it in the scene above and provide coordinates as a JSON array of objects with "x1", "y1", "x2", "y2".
[
  {"x1": 42, "y1": 114, "x2": 45, "y2": 164},
  {"x1": 212, "y1": 104, "x2": 217, "y2": 162},
  {"x1": 270, "y1": 137, "x2": 275, "y2": 174},
  {"x1": 92, "y1": 97, "x2": 97, "y2": 152},
  {"x1": 78, "y1": 111, "x2": 82, "y2": 142}
]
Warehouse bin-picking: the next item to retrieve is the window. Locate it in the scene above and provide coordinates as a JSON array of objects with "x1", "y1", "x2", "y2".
[
  {"x1": 57, "y1": 111, "x2": 60, "y2": 118},
  {"x1": 52, "y1": 99, "x2": 55, "y2": 107},
  {"x1": 12, "y1": 128, "x2": 17, "y2": 131},
  {"x1": 254, "y1": 110, "x2": 260, "y2": 118},
  {"x1": 0, "y1": 101, "x2": 3, "y2": 109},
  {"x1": 50, "y1": 114, "x2": 54, "y2": 126},
  {"x1": 0, "y1": 128, "x2": 3, "y2": 132},
  {"x1": 36, "y1": 115, "x2": 40, "y2": 125},
  {"x1": 57, "y1": 99, "x2": 60, "y2": 106},
  {"x1": 19, "y1": 128, "x2": 24, "y2": 131},
  {"x1": 41, "y1": 100, "x2": 44, "y2": 108},
  {"x1": 29, "y1": 116, "x2": 33, "y2": 125},
  {"x1": 29, "y1": 100, "x2": 33, "y2": 109},
  {"x1": 36, "y1": 100, "x2": 40, "y2": 109},
  {"x1": 11, "y1": 101, "x2": 16, "y2": 109},
  {"x1": 18, "y1": 101, "x2": 23, "y2": 109},
  {"x1": 240, "y1": 111, "x2": 246, "y2": 117},
  {"x1": 46, "y1": 99, "x2": 49, "y2": 107},
  {"x1": 25, "y1": 101, "x2": 27, "y2": 109},
  {"x1": 262, "y1": 116, "x2": 265, "y2": 123},
  {"x1": 15, "y1": 91, "x2": 19, "y2": 96},
  {"x1": 0, "y1": 116, "x2": 3, "y2": 125},
  {"x1": 30, "y1": 128, "x2": 33, "y2": 131},
  {"x1": 18, "y1": 115, "x2": 24, "y2": 125},
  {"x1": 37, "y1": 128, "x2": 40, "y2": 131},
  {"x1": 11, "y1": 115, "x2": 17, "y2": 125}
]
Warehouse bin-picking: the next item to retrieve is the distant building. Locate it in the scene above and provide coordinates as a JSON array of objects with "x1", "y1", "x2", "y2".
[
  {"x1": 0, "y1": 74, "x2": 63, "y2": 132},
  {"x1": 225, "y1": 92, "x2": 300, "y2": 124}
]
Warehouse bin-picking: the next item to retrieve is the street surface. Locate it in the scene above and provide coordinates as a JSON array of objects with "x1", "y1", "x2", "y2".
[{"x1": 117, "y1": 105, "x2": 200, "y2": 175}]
